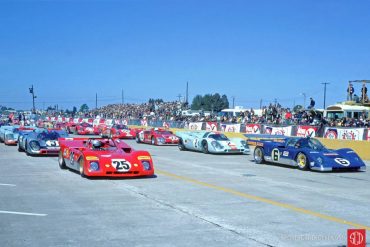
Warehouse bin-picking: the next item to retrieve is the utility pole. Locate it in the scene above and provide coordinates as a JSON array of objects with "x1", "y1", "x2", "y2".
[
  {"x1": 186, "y1": 81, "x2": 189, "y2": 105},
  {"x1": 321, "y1": 82, "x2": 330, "y2": 109},
  {"x1": 95, "y1": 93, "x2": 98, "y2": 109},
  {"x1": 29, "y1": 85, "x2": 37, "y2": 113}
]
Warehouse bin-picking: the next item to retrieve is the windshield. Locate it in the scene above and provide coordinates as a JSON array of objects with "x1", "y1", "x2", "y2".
[
  {"x1": 208, "y1": 134, "x2": 229, "y2": 141},
  {"x1": 114, "y1": 124, "x2": 128, "y2": 130},
  {"x1": 308, "y1": 138, "x2": 325, "y2": 150},
  {"x1": 155, "y1": 130, "x2": 173, "y2": 135},
  {"x1": 38, "y1": 131, "x2": 61, "y2": 140}
]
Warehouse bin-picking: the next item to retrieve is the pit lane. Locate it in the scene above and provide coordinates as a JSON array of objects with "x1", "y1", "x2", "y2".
[{"x1": 0, "y1": 139, "x2": 369, "y2": 247}]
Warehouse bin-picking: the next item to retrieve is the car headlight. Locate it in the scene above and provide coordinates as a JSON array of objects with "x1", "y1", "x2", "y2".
[
  {"x1": 141, "y1": 161, "x2": 151, "y2": 170},
  {"x1": 211, "y1": 141, "x2": 224, "y2": 149},
  {"x1": 240, "y1": 140, "x2": 249, "y2": 148},
  {"x1": 29, "y1": 141, "x2": 40, "y2": 151},
  {"x1": 89, "y1": 161, "x2": 100, "y2": 171}
]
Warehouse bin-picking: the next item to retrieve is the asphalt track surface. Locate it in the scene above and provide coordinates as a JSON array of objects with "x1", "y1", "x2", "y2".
[{"x1": 0, "y1": 138, "x2": 369, "y2": 247}]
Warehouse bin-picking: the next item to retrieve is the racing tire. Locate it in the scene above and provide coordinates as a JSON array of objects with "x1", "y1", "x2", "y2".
[
  {"x1": 79, "y1": 158, "x2": 86, "y2": 178},
  {"x1": 25, "y1": 142, "x2": 30, "y2": 156},
  {"x1": 136, "y1": 134, "x2": 141, "y2": 143},
  {"x1": 253, "y1": 147, "x2": 265, "y2": 164},
  {"x1": 151, "y1": 137, "x2": 157, "y2": 145},
  {"x1": 178, "y1": 138, "x2": 186, "y2": 151},
  {"x1": 202, "y1": 141, "x2": 209, "y2": 154},
  {"x1": 18, "y1": 144, "x2": 23, "y2": 152},
  {"x1": 296, "y1": 152, "x2": 309, "y2": 170},
  {"x1": 58, "y1": 151, "x2": 67, "y2": 169}
]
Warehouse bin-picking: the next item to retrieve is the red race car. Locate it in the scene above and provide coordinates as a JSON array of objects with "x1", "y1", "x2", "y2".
[
  {"x1": 101, "y1": 124, "x2": 136, "y2": 139},
  {"x1": 76, "y1": 122, "x2": 100, "y2": 135},
  {"x1": 136, "y1": 128, "x2": 179, "y2": 145},
  {"x1": 65, "y1": 122, "x2": 78, "y2": 134},
  {"x1": 58, "y1": 138, "x2": 155, "y2": 178}
]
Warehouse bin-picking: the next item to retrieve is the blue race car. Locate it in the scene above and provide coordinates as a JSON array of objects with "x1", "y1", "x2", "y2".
[
  {"x1": 0, "y1": 125, "x2": 19, "y2": 143},
  {"x1": 18, "y1": 128, "x2": 69, "y2": 155},
  {"x1": 0, "y1": 126, "x2": 35, "y2": 145},
  {"x1": 251, "y1": 136, "x2": 366, "y2": 172}
]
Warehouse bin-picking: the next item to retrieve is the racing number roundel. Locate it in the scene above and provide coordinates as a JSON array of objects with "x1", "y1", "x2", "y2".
[
  {"x1": 272, "y1": 148, "x2": 280, "y2": 161},
  {"x1": 112, "y1": 159, "x2": 131, "y2": 172},
  {"x1": 334, "y1": 158, "x2": 350, "y2": 166}
]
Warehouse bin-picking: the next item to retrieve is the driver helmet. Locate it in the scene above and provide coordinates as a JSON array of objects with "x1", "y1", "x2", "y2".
[{"x1": 92, "y1": 140, "x2": 103, "y2": 149}]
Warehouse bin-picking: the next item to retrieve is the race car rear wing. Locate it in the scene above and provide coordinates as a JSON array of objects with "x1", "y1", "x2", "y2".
[{"x1": 58, "y1": 137, "x2": 89, "y2": 149}]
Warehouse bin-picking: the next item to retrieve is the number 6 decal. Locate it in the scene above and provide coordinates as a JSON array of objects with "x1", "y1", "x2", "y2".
[
  {"x1": 334, "y1": 158, "x2": 350, "y2": 166},
  {"x1": 272, "y1": 148, "x2": 280, "y2": 161}
]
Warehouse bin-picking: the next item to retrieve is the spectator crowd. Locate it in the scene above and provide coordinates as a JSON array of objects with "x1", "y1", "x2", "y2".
[{"x1": 2, "y1": 100, "x2": 369, "y2": 128}]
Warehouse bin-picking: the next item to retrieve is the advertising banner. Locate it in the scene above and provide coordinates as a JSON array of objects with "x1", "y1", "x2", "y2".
[
  {"x1": 188, "y1": 122, "x2": 203, "y2": 130},
  {"x1": 206, "y1": 122, "x2": 218, "y2": 131},
  {"x1": 221, "y1": 124, "x2": 241, "y2": 133},
  {"x1": 324, "y1": 127, "x2": 365, "y2": 140},
  {"x1": 244, "y1": 124, "x2": 261, "y2": 134},
  {"x1": 141, "y1": 119, "x2": 148, "y2": 127},
  {"x1": 296, "y1": 126, "x2": 318, "y2": 137},
  {"x1": 163, "y1": 122, "x2": 170, "y2": 128},
  {"x1": 264, "y1": 126, "x2": 292, "y2": 136},
  {"x1": 323, "y1": 128, "x2": 338, "y2": 139},
  {"x1": 105, "y1": 119, "x2": 113, "y2": 125}
]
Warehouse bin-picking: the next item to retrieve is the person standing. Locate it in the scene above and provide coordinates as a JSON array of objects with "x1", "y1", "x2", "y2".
[
  {"x1": 347, "y1": 83, "x2": 354, "y2": 101},
  {"x1": 361, "y1": 83, "x2": 368, "y2": 103}
]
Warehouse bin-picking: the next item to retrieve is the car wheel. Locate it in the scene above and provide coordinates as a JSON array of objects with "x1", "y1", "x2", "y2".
[
  {"x1": 254, "y1": 147, "x2": 265, "y2": 164},
  {"x1": 151, "y1": 137, "x2": 157, "y2": 145},
  {"x1": 296, "y1": 152, "x2": 309, "y2": 170},
  {"x1": 18, "y1": 144, "x2": 23, "y2": 152},
  {"x1": 136, "y1": 134, "x2": 141, "y2": 143},
  {"x1": 202, "y1": 141, "x2": 209, "y2": 154},
  {"x1": 79, "y1": 158, "x2": 86, "y2": 177},
  {"x1": 58, "y1": 151, "x2": 67, "y2": 169},
  {"x1": 25, "y1": 142, "x2": 30, "y2": 156},
  {"x1": 178, "y1": 138, "x2": 186, "y2": 151}
]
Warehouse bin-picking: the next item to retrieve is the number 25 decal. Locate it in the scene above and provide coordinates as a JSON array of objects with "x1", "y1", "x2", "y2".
[
  {"x1": 334, "y1": 158, "x2": 350, "y2": 166},
  {"x1": 112, "y1": 159, "x2": 131, "y2": 171}
]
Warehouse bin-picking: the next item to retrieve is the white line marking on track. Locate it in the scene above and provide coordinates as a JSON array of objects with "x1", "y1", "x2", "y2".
[
  {"x1": 0, "y1": 183, "x2": 16, "y2": 187},
  {"x1": 0, "y1": 210, "x2": 47, "y2": 216}
]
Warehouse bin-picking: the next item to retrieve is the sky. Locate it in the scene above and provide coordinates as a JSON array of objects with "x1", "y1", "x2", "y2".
[{"x1": 1, "y1": 0, "x2": 370, "y2": 111}]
